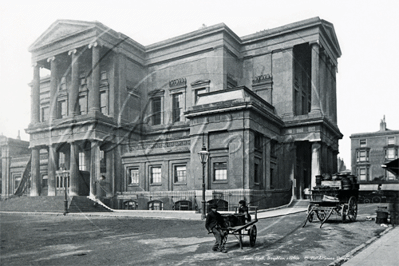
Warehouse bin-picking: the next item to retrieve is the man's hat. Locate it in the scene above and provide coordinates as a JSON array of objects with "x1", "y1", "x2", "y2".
[
  {"x1": 239, "y1": 200, "x2": 246, "y2": 205},
  {"x1": 210, "y1": 203, "x2": 218, "y2": 209}
]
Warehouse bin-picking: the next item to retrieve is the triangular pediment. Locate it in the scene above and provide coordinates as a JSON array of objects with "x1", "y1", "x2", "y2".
[
  {"x1": 320, "y1": 20, "x2": 342, "y2": 57},
  {"x1": 29, "y1": 20, "x2": 96, "y2": 51}
]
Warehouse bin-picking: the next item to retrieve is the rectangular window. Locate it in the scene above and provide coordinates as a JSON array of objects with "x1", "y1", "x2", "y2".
[
  {"x1": 388, "y1": 137, "x2": 395, "y2": 145},
  {"x1": 386, "y1": 170, "x2": 396, "y2": 180},
  {"x1": 214, "y1": 162, "x2": 227, "y2": 181},
  {"x1": 100, "y1": 150, "x2": 106, "y2": 173},
  {"x1": 386, "y1": 147, "x2": 396, "y2": 159},
  {"x1": 78, "y1": 96, "x2": 87, "y2": 115},
  {"x1": 174, "y1": 165, "x2": 187, "y2": 183},
  {"x1": 254, "y1": 133, "x2": 262, "y2": 150},
  {"x1": 360, "y1": 139, "x2": 367, "y2": 147},
  {"x1": 357, "y1": 150, "x2": 369, "y2": 162},
  {"x1": 152, "y1": 97, "x2": 161, "y2": 125},
  {"x1": 270, "y1": 140, "x2": 277, "y2": 157},
  {"x1": 14, "y1": 176, "x2": 21, "y2": 191},
  {"x1": 100, "y1": 91, "x2": 108, "y2": 115},
  {"x1": 57, "y1": 100, "x2": 67, "y2": 118},
  {"x1": 129, "y1": 168, "x2": 139, "y2": 185},
  {"x1": 254, "y1": 163, "x2": 260, "y2": 183},
  {"x1": 172, "y1": 93, "x2": 182, "y2": 122},
  {"x1": 42, "y1": 175, "x2": 48, "y2": 188},
  {"x1": 195, "y1": 88, "x2": 207, "y2": 103},
  {"x1": 358, "y1": 167, "x2": 369, "y2": 181},
  {"x1": 41, "y1": 107, "x2": 49, "y2": 122},
  {"x1": 59, "y1": 152, "x2": 65, "y2": 169},
  {"x1": 79, "y1": 152, "x2": 86, "y2": 171},
  {"x1": 151, "y1": 167, "x2": 162, "y2": 184}
]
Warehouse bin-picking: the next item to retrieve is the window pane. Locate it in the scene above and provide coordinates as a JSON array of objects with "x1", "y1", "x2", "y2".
[
  {"x1": 214, "y1": 162, "x2": 227, "y2": 181},
  {"x1": 387, "y1": 148, "x2": 395, "y2": 159},
  {"x1": 130, "y1": 169, "x2": 139, "y2": 184},
  {"x1": 100, "y1": 91, "x2": 108, "y2": 115},
  {"x1": 152, "y1": 97, "x2": 161, "y2": 125},
  {"x1": 59, "y1": 153, "x2": 65, "y2": 169},
  {"x1": 360, "y1": 139, "x2": 366, "y2": 147},
  {"x1": 359, "y1": 168, "x2": 367, "y2": 181},
  {"x1": 195, "y1": 88, "x2": 207, "y2": 103},
  {"x1": 41, "y1": 107, "x2": 49, "y2": 122},
  {"x1": 172, "y1": 93, "x2": 182, "y2": 122},
  {"x1": 388, "y1": 137, "x2": 395, "y2": 145},
  {"x1": 78, "y1": 96, "x2": 87, "y2": 115},
  {"x1": 151, "y1": 167, "x2": 161, "y2": 183},
  {"x1": 174, "y1": 166, "x2": 186, "y2": 183},
  {"x1": 79, "y1": 152, "x2": 86, "y2": 171}
]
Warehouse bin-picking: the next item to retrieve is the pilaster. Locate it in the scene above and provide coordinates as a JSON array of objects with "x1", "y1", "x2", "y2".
[
  {"x1": 89, "y1": 43, "x2": 100, "y2": 114},
  {"x1": 31, "y1": 64, "x2": 40, "y2": 123},
  {"x1": 310, "y1": 142, "x2": 321, "y2": 190},
  {"x1": 69, "y1": 142, "x2": 79, "y2": 196},
  {"x1": 309, "y1": 42, "x2": 321, "y2": 116},
  {"x1": 69, "y1": 49, "x2": 79, "y2": 116},
  {"x1": 48, "y1": 57, "x2": 58, "y2": 121}
]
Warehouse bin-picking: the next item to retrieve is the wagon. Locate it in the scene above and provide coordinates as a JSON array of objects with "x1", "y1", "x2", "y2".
[
  {"x1": 219, "y1": 206, "x2": 259, "y2": 249},
  {"x1": 303, "y1": 177, "x2": 359, "y2": 228}
]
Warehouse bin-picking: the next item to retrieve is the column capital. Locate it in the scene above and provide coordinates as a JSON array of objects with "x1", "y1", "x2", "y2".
[
  {"x1": 309, "y1": 40, "x2": 320, "y2": 47},
  {"x1": 88, "y1": 41, "x2": 99, "y2": 49},
  {"x1": 68, "y1": 49, "x2": 77, "y2": 56},
  {"x1": 47, "y1": 56, "x2": 56, "y2": 62}
]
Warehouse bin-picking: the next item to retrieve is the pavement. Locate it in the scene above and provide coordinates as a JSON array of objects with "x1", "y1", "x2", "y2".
[
  {"x1": 1, "y1": 201, "x2": 397, "y2": 266},
  {"x1": 338, "y1": 225, "x2": 398, "y2": 266}
]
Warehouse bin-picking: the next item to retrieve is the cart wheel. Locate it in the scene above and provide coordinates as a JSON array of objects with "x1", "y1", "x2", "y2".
[
  {"x1": 316, "y1": 210, "x2": 326, "y2": 221},
  {"x1": 372, "y1": 196, "x2": 381, "y2": 203},
  {"x1": 364, "y1": 198, "x2": 370, "y2": 204},
  {"x1": 347, "y1": 196, "x2": 358, "y2": 222},
  {"x1": 249, "y1": 225, "x2": 257, "y2": 247},
  {"x1": 341, "y1": 205, "x2": 347, "y2": 222},
  {"x1": 307, "y1": 205, "x2": 314, "y2": 223}
]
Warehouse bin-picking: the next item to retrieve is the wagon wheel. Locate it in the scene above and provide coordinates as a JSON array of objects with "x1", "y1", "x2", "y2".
[
  {"x1": 347, "y1": 196, "x2": 358, "y2": 222},
  {"x1": 307, "y1": 205, "x2": 314, "y2": 223},
  {"x1": 341, "y1": 205, "x2": 347, "y2": 222},
  {"x1": 364, "y1": 198, "x2": 370, "y2": 204},
  {"x1": 316, "y1": 210, "x2": 326, "y2": 221},
  {"x1": 249, "y1": 225, "x2": 257, "y2": 247}
]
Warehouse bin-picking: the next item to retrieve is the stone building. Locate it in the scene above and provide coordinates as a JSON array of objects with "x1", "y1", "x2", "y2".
[
  {"x1": 350, "y1": 117, "x2": 399, "y2": 192},
  {"x1": 0, "y1": 134, "x2": 30, "y2": 198},
  {"x1": 23, "y1": 17, "x2": 342, "y2": 210}
]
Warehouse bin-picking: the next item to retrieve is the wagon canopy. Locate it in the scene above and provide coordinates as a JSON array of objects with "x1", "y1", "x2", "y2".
[{"x1": 382, "y1": 158, "x2": 399, "y2": 176}]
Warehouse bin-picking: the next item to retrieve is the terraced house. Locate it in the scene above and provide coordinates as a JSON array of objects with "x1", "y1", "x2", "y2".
[{"x1": 4, "y1": 17, "x2": 343, "y2": 211}]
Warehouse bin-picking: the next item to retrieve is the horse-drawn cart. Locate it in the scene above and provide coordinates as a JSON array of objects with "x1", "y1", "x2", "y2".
[{"x1": 303, "y1": 175, "x2": 359, "y2": 228}]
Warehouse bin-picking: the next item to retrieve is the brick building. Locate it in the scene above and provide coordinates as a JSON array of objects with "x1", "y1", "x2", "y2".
[
  {"x1": 21, "y1": 17, "x2": 342, "y2": 210},
  {"x1": 350, "y1": 117, "x2": 399, "y2": 192}
]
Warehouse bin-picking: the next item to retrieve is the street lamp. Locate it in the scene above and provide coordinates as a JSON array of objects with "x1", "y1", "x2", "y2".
[{"x1": 198, "y1": 144, "x2": 209, "y2": 220}]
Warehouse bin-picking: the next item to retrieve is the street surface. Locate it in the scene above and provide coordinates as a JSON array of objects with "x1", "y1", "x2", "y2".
[{"x1": 0, "y1": 204, "x2": 388, "y2": 266}]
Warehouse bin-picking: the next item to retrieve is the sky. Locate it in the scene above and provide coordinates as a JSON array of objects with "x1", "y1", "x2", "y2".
[{"x1": 0, "y1": 0, "x2": 398, "y2": 169}]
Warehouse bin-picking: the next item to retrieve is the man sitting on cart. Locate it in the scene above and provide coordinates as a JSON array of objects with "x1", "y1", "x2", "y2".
[
  {"x1": 238, "y1": 200, "x2": 251, "y2": 222},
  {"x1": 205, "y1": 203, "x2": 228, "y2": 253}
]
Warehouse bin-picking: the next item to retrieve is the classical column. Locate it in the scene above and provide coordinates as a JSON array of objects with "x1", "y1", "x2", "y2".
[
  {"x1": 90, "y1": 140, "x2": 100, "y2": 198},
  {"x1": 310, "y1": 142, "x2": 321, "y2": 190},
  {"x1": 331, "y1": 65, "x2": 337, "y2": 124},
  {"x1": 47, "y1": 145, "x2": 57, "y2": 196},
  {"x1": 69, "y1": 142, "x2": 79, "y2": 196},
  {"x1": 31, "y1": 64, "x2": 41, "y2": 123},
  {"x1": 105, "y1": 149, "x2": 114, "y2": 197},
  {"x1": 30, "y1": 147, "x2": 41, "y2": 196},
  {"x1": 320, "y1": 52, "x2": 327, "y2": 115},
  {"x1": 89, "y1": 43, "x2": 100, "y2": 113},
  {"x1": 69, "y1": 49, "x2": 79, "y2": 116},
  {"x1": 326, "y1": 60, "x2": 332, "y2": 120},
  {"x1": 48, "y1": 57, "x2": 58, "y2": 121},
  {"x1": 310, "y1": 42, "x2": 321, "y2": 115}
]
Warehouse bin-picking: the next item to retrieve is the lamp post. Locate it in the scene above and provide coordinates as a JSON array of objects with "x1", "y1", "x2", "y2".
[
  {"x1": 62, "y1": 168, "x2": 69, "y2": 216},
  {"x1": 198, "y1": 144, "x2": 209, "y2": 220}
]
